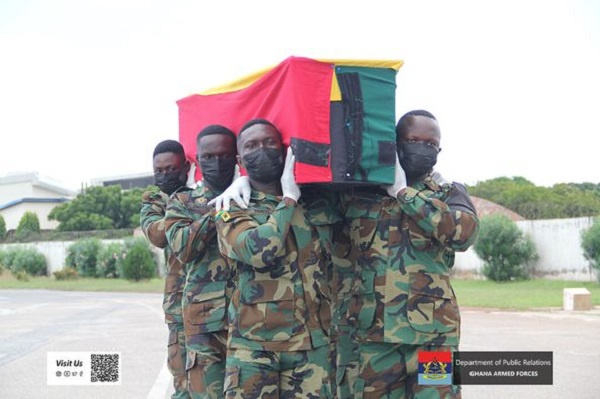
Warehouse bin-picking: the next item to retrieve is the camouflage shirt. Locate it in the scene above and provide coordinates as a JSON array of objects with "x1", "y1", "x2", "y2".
[
  {"x1": 216, "y1": 189, "x2": 341, "y2": 352},
  {"x1": 140, "y1": 191, "x2": 186, "y2": 324},
  {"x1": 164, "y1": 185, "x2": 233, "y2": 335},
  {"x1": 343, "y1": 175, "x2": 479, "y2": 346}
]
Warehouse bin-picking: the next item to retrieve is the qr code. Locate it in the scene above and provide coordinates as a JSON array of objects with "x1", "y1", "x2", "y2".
[{"x1": 91, "y1": 353, "x2": 120, "y2": 383}]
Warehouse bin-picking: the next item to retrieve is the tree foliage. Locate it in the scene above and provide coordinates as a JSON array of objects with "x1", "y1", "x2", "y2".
[
  {"x1": 474, "y1": 214, "x2": 538, "y2": 281},
  {"x1": 48, "y1": 185, "x2": 151, "y2": 231},
  {"x1": 11, "y1": 248, "x2": 47, "y2": 276},
  {"x1": 1, "y1": 247, "x2": 47, "y2": 276},
  {"x1": 65, "y1": 238, "x2": 102, "y2": 277},
  {"x1": 97, "y1": 242, "x2": 126, "y2": 278},
  {"x1": 0, "y1": 215, "x2": 6, "y2": 241},
  {"x1": 468, "y1": 177, "x2": 600, "y2": 219},
  {"x1": 120, "y1": 237, "x2": 156, "y2": 281},
  {"x1": 17, "y1": 211, "x2": 41, "y2": 234},
  {"x1": 581, "y1": 219, "x2": 600, "y2": 282}
]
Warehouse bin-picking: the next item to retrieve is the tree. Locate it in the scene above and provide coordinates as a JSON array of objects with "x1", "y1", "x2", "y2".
[
  {"x1": 16, "y1": 211, "x2": 41, "y2": 240},
  {"x1": 469, "y1": 177, "x2": 600, "y2": 219},
  {"x1": 474, "y1": 214, "x2": 538, "y2": 281},
  {"x1": 48, "y1": 185, "x2": 152, "y2": 231},
  {"x1": 581, "y1": 219, "x2": 600, "y2": 282},
  {"x1": 0, "y1": 215, "x2": 6, "y2": 241}
]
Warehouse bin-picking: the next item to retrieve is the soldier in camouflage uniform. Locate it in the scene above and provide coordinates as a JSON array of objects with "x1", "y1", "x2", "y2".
[
  {"x1": 215, "y1": 119, "x2": 340, "y2": 398},
  {"x1": 339, "y1": 110, "x2": 479, "y2": 399},
  {"x1": 164, "y1": 125, "x2": 238, "y2": 399},
  {"x1": 141, "y1": 140, "x2": 191, "y2": 399}
]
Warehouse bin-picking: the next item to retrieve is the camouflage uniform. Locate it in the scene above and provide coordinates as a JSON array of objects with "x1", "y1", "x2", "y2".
[
  {"x1": 141, "y1": 191, "x2": 190, "y2": 399},
  {"x1": 216, "y1": 189, "x2": 340, "y2": 398},
  {"x1": 165, "y1": 185, "x2": 233, "y2": 399},
  {"x1": 330, "y1": 216, "x2": 360, "y2": 399},
  {"x1": 341, "y1": 176, "x2": 479, "y2": 399}
]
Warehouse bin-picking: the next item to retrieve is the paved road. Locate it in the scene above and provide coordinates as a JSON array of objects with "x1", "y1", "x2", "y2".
[
  {"x1": 459, "y1": 307, "x2": 600, "y2": 399},
  {"x1": 0, "y1": 290, "x2": 171, "y2": 399},
  {"x1": 2, "y1": 290, "x2": 599, "y2": 398}
]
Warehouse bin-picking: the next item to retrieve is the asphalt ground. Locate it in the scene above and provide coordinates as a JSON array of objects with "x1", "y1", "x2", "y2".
[{"x1": 1, "y1": 290, "x2": 599, "y2": 398}]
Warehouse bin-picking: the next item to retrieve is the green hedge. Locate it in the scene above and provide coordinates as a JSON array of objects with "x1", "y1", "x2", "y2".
[
  {"x1": 66, "y1": 238, "x2": 102, "y2": 277},
  {"x1": 0, "y1": 247, "x2": 47, "y2": 276},
  {"x1": 120, "y1": 238, "x2": 156, "y2": 281}
]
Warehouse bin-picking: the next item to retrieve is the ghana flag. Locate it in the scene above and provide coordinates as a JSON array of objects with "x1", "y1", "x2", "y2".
[{"x1": 177, "y1": 56, "x2": 403, "y2": 185}]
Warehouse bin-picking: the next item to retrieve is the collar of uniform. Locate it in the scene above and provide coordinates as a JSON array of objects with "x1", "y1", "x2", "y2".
[
  {"x1": 190, "y1": 184, "x2": 218, "y2": 201},
  {"x1": 415, "y1": 172, "x2": 440, "y2": 191}
]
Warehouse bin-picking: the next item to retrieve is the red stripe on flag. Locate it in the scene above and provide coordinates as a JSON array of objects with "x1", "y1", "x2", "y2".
[
  {"x1": 418, "y1": 351, "x2": 452, "y2": 363},
  {"x1": 177, "y1": 57, "x2": 333, "y2": 183}
]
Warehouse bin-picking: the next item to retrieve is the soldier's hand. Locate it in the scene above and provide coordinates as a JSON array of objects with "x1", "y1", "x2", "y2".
[
  {"x1": 208, "y1": 176, "x2": 251, "y2": 211},
  {"x1": 281, "y1": 147, "x2": 300, "y2": 202},
  {"x1": 385, "y1": 155, "x2": 407, "y2": 198}
]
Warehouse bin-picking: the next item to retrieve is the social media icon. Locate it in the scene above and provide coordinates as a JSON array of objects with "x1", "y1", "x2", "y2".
[
  {"x1": 65, "y1": 371, "x2": 71, "y2": 377},
  {"x1": 80, "y1": 371, "x2": 84, "y2": 377},
  {"x1": 56, "y1": 371, "x2": 62, "y2": 377}
]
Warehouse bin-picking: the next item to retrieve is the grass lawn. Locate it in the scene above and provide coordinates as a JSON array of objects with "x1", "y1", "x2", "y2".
[
  {"x1": 0, "y1": 273, "x2": 164, "y2": 293},
  {"x1": 452, "y1": 278, "x2": 600, "y2": 310}
]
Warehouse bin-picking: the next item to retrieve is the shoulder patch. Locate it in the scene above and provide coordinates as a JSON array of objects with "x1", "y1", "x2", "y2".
[{"x1": 216, "y1": 210, "x2": 231, "y2": 222}]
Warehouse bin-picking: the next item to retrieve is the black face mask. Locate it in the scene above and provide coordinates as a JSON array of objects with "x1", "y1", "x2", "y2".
[
  {"x1": 398, "y1": 142, "x2": 439, "y2": 180},
  {"x1": 199, "y1": 157, "x2": 236, "y2": 192},
  {"x1": 242, "y1": 148, "x2": 284, "y2": 184},
  {"x1": 154, "y1": 171, "x2": 186, "y2": 195}
]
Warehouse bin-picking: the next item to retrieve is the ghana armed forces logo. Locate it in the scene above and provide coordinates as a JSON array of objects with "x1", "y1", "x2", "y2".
[{"x1": 418, "y1": 351, "x2": 453, "y2": 385}]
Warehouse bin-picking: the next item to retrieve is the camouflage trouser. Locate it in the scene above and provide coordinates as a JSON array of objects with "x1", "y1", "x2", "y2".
[
  {"x1": 224, "y1": 345, "x2": 332, "y2": 398},
  {"x1": 332, "y1": 326, "x2": 359, "y2": 399},
  {"x1": 185, "y1": 331, "x2": 228, "y2": 399},
  {"x1": 167, "y1": 321, "x2": 190, "y2": 399},
  {"x1": 356, "y1": 343, "x2": 460, "y2": 399}
]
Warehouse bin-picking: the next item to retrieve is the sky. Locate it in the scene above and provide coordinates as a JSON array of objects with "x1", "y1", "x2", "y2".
[{"x1": 0, "y1": 0, "x2": 598, "y2": 191}]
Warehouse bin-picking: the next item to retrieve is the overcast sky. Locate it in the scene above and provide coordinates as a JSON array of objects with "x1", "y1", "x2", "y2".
[{"x1": 0, "y1": 0, "x2": 598, "y2": 191}]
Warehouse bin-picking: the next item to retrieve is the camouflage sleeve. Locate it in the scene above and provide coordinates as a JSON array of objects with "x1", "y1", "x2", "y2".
[
  {"x1": 216, "y1": 202, "x2": 295, "y2": 267},
  {"x1": 164, "y1": 194, "x2": 216, "y2": 264},
  {"x1": 140, "y1": 191, "x2": 168, "y2": 248},
  {"x1": 397, "y1": 183, "x2": 479, "y2": 251}
]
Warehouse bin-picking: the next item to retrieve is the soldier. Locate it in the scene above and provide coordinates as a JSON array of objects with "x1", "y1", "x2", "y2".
[
  {"x1": 343, "y1": 110, "x2": 479, "y2": 398},
  {"x1": 164, "y1": 125, "x2": 238, "y2": 399},
  {"x1": 141, "y1": 139, "x2": 191, "y2": 399},
  {"x1": 215, "y1": 119, "x2": 340, "y2": 398}
]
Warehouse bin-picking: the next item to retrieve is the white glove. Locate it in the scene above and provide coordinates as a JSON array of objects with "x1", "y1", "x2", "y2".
[
  {"x1": 281, "y1": 147, "x2": 301, "y2": 202},
  {"x1": 385, "y1": 155, "x2": 407, "y2": 198},
  {"x1": 208, "y1": 176, "x2": 251, "y2": 211}
]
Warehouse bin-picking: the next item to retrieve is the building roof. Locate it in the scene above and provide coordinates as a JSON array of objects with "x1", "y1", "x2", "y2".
[
  {"x1": 470, "y1": 196, "x2": 526, "y2": 221},
  {"x1": 90, "y1": 172, "x2": 154, "y2": 190},
  {"x1": 0, "y1": 197, "x2": 70, "y2": 211},
  {"x1": 0, "y1": 172, "x2": 77, "y2": 197}
]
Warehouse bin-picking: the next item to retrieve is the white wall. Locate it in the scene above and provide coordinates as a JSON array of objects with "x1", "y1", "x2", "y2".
[
  {"x1": 454, "y1": 216, "x2": 598, "y2": 281},
  {"x1": 0, "y1": 201, "x2": 61, "y2": 230}
]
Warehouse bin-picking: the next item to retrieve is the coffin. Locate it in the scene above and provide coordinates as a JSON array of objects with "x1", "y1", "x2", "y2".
[{"x1": 178, "y1": 56, "x2": 403, "y2": 185}]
